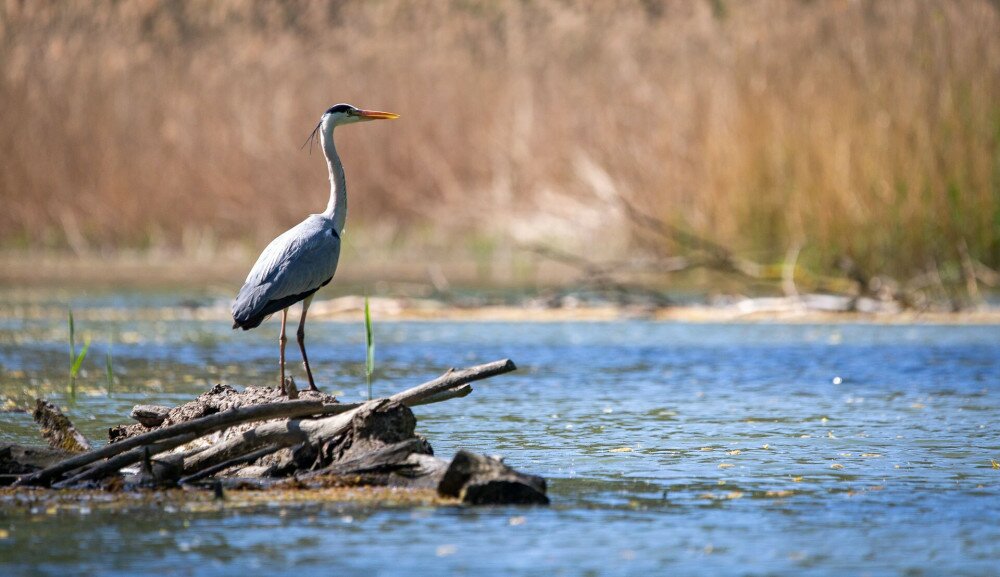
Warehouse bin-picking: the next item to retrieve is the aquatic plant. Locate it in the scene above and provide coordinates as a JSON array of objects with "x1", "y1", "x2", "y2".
[
  {"x1": 67, "y1": 307, "x2": 91, "y2": 398},
  {"x1": 364, "y1": 295, "x2": 375, "y2": 401},
  {"x1": 105, "y1": 348, "x2": 114, "y2": 396}
]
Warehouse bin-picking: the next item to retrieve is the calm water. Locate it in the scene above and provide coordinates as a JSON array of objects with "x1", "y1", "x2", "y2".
[{"x1": 1, "y1": 294, "x2": 999, "y2": 576}]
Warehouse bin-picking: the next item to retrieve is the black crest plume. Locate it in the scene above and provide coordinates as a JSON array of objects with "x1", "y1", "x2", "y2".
[{"x1": 301, "y1": 119, "x2": 322, "y2": 154}]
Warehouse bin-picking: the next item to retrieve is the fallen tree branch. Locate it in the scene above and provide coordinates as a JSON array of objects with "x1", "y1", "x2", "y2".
[
  {"x1": 178, "y1": 444, "x2": 289, "y2": 485},
  {"x1": 298, "y1": 438, "x2": 429, "y2": 480},
  {"x1": 388, "y1": 359, "x2": 515, "y2": 406},
  {"x1": 181, "y1": 360, "x2": 516, "y2": 476},
  {"x1": 412, "y1": 384, "x2": 473, "y2": 406},
  {"x1": 16, "y1": 399, "x2": 349, "y2": 487},
  {"x1": 53, "y1": 433, "x2": 199, "y2": 487}
]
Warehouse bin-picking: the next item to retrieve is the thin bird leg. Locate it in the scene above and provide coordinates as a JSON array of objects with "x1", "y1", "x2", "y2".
[
  {"x1": 279, "y1": 308, "x2": 289, "y2": 395},
  {"x1": 297, "y1": 294, "x2": 319, "y2": 391}
]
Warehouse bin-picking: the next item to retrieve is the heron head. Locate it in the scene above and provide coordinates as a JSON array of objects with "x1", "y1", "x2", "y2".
[
  {"x1": 304, "y1": 103, "x2": 399, "y2": 151},
  {"x1": 323, "y1": 103, "x2": 399, "y2": 127}
]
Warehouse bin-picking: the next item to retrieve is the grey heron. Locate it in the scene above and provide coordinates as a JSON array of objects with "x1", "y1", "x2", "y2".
[{"x1": 232, "y1": 103, "x2": 398, "y2": 393}]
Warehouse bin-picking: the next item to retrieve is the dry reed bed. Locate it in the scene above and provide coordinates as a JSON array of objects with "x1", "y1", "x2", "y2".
[{"x1": 1, "y1": 0, "x2": 998, "y2": 281}]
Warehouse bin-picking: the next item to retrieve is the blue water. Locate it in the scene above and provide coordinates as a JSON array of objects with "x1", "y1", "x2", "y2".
[{"x1": 1, "y1": 300, "x2": 999, "y2": 576}]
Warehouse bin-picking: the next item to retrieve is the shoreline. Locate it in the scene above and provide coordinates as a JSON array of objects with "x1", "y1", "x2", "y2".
[
  {"x1": 1, "y1": 252, "x2": 998, "y2": 325},
  {"x1": 3, "y1": 296, "x2": 999, "y2": 325}
]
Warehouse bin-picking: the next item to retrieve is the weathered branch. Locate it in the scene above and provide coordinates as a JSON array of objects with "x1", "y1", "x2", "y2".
[
  {"x1": 16, "y1": 399, "x2": 348, "y2": 487},
  {"x1": 298, "y1": 438, "x2": 430, "y2": 480},
  {"x1": 179, "y1": 444, "x2": 288, "y2": 485},
  {"x1": 412, "y1": 384, "x2": 473, "y2": 406},
  {"x1": 53, "y1": 433, "x2": 199, "y2": 487},
  {"x1": 21, "y1": 360, "x2": 515, "y2": 487},
  {"x1": 388, "y1": 359, "x2": 515, "y2": 406},
  {"x1": 181, "y1": 360, "x2": 517, "y2": 476}
]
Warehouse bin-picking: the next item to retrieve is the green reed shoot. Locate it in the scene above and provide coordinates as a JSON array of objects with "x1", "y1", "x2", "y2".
[
  {"x1": 68, "y1": 306, "x2": 75, "y2": 368},
  {"x1": 105, "y1": 348, "x2": 114, "y2": 396},
  {"x1": 364, "y1": 295, "x2": 375, "y2": 400},
  {"x1": 67, "y1": 306, "x2": 91, "y2": 399}
]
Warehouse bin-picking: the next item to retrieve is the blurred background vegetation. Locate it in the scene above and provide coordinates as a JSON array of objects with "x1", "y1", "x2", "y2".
[{"x1": 1, "y1": 0, "x2": 998, "y2": 294}]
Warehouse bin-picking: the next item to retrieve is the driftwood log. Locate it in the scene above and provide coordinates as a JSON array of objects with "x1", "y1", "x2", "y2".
[
  {"x1": 16, "y1": 399, "x2": 349, "y2": 487},
  {"x1": 178, "y1": 360, "x2": 516, "y2": 476},
  {"x1": 11, "y1": 359, "x2": 547, "y2": 505}
]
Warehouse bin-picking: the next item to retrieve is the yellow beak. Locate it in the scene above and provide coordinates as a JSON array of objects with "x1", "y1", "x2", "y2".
[{"x1": 357, "y1": 109, "x2": 400, "y2": 120}]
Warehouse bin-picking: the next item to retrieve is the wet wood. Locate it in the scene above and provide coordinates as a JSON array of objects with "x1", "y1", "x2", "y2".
[
  {"x1": 178, "y1": 444, "x2": 287, "y2": 485},
  {"x1": 53, "y1": 433, "x2": 200, "y2": 487},
  {"x1": 16, "y1": 399, "x2": 347, "y2": 487},
  {"x1": 33, "y1": 399, "x2": 91, "y2": 453},
  {"x1": 439, "y1": 450, "x2": 549, "y2": 505},
  {"x1": 388, "y1": 359, "x2": 516, "y2": 406},
  {"x1": 181, "y1": 360, "x2": 516, "y2": 476},
  {"x1": 300, "y1": 438, "x2": 430, "y2": 480},
  {"x1": 13, "y1": 358, "x2": 546, "y2": 506},
  {"x1": 410, "y1": 383, "x2": 473, "y2": 406},
  {"x1": 109, "y1": 384, "x2": 342, "y2": 443}
]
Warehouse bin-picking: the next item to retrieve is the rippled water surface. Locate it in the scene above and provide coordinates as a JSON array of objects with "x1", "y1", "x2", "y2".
[{"x1": 1, "y1": 293, "x2": 999, "y2": 576}]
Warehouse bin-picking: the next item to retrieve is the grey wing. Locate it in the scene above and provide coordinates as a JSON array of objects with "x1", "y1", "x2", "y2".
[{"x1": 232, "y1": 220, "x2": 341, "y2": 329}]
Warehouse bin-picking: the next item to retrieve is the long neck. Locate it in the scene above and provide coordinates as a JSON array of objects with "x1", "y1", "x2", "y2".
[{"x1": 320, "y1": 125, "x2": 347, "y2": 234}]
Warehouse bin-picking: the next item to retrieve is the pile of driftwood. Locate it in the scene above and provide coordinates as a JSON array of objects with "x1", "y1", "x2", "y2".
[{"x1": 3, "y1": 359, "x2": 547, "y2": 505}]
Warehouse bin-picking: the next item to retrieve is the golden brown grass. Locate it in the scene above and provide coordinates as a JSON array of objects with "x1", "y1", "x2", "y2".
[{"x1": 1, "y1": 0, "x2": 998, "y2": 281}]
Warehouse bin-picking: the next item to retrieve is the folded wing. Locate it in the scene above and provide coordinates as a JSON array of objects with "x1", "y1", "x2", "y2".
[{"x1": 232, "y1": 216, "x2": 341, "y2": 330}]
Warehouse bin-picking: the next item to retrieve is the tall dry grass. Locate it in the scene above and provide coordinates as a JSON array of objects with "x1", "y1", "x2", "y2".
[{"x1": 1, "y1": 0, "x2": 998, "y2": 280}]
